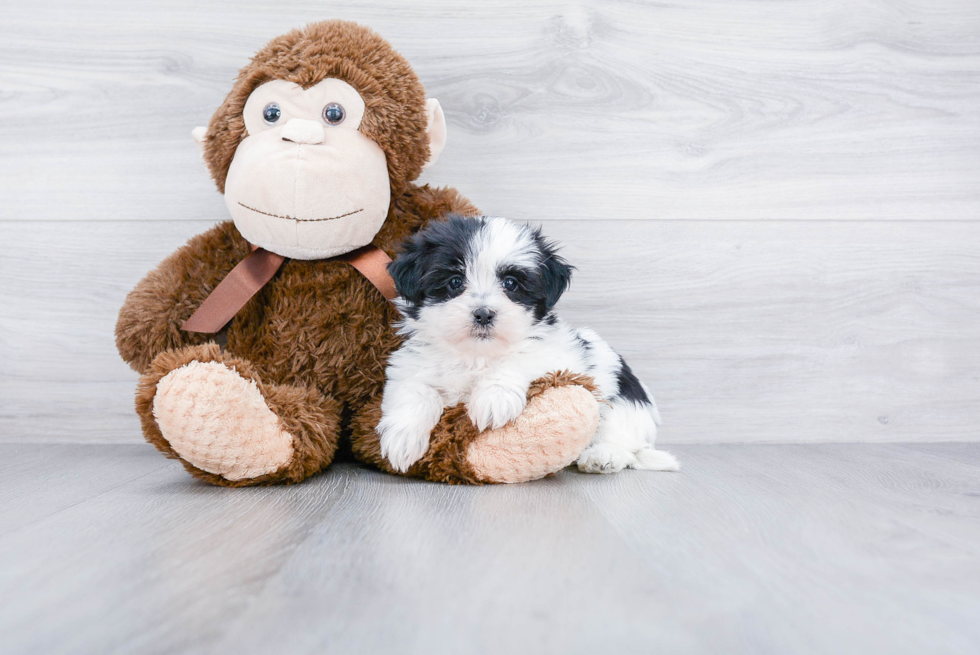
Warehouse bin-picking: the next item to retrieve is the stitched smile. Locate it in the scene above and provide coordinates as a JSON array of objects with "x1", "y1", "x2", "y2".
[{"x1": 238, "y1": 202, "x2": 364, "y2": 223}]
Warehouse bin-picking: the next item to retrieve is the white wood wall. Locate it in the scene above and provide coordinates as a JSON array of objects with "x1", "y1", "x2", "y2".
[{"x1": 2, "y1": 0, "x2": 979, "y2": 444}]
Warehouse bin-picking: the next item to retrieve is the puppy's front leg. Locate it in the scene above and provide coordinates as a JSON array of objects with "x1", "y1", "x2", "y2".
[
  {"x1": 468, "y1": 372, "x2": 530, "y2": 432},
  {"x1": 378, "y1": 380, "x2": 444, "y2": 473}
]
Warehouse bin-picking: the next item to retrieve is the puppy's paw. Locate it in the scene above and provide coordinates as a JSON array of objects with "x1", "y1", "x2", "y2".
[
  {"x1": 577, "y1": 443, "x2": 637, "y2": 474},
  {"x1": 378, "y1": 420, "x2": 431, "y2": 473},
  {"x1": 467, "y1": 384, "x2": 528, "y2": 432},
  {"x1": 632, "y1": 447, "x2": 680, "y2": 471}
]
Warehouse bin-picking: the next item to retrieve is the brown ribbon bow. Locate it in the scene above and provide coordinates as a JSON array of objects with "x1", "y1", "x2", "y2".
[{"x1": 181, "y1": 244, "x2": 397, "y2": 334}]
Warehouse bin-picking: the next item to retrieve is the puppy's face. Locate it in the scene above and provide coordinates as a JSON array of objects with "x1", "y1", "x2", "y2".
[{"x1": 389, "y1": 215, "x2": 573, "y2": 357}]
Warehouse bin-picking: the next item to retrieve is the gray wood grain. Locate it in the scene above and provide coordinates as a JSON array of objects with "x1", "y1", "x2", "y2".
[
  {"x1": 0, "y1": 0, "x2": 978, "y2": 222},
  {"x1": 0, "y1": 443, "x2": 170, "y2": 537},
  {"x1": 1, "y1": 3, "x2": 977, "y2": 651},
  {"x1": 1, "y1": 443, "x2": 978, "y2": 654},
  {"x1": 3, "y1": 219, "x2": 978, "y2": 444}
]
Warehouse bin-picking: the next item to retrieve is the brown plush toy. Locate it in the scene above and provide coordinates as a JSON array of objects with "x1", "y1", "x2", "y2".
[{"x1": 115, "y1": 20, "x2": 600, "y2": 487}]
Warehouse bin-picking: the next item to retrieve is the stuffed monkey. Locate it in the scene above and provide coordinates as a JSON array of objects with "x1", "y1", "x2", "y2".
[{"x1": 115, "y1": 20, "x2": 600, "y2": 486}]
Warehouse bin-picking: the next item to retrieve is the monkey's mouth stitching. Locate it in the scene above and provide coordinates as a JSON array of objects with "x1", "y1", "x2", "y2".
[{"x1": 238, "y1": 202, "x2": 364, "y2": 223}]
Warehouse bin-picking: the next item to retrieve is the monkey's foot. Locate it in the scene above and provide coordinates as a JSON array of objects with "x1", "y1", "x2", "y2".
[
  {"x1": 464, "y1": 372, "x2": 600, "y2": 483},
  {"x1": 137, "y1": 344, "x2": 342, "y2": 486},
  {"x1": 352, "y1": 371, "x2": 600, "y2": 484},
  {"x1": 153, "y1": 360, "x2": 293, "y2": 481}
]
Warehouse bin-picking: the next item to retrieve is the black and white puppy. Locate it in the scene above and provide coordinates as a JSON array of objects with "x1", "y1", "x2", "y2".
[{"x1": 378, "y1": 215, "x2": 679, "y2": 475}]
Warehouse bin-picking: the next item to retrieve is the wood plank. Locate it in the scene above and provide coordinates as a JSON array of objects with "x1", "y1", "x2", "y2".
[
  {"x1": 547, "y1": 218, "x2": 980, "y2": 444},
  {"x1": 0, "y1": 444, "x2": 350, "y2": 655},
  {"x1": 896, "y1": 442, "x2": 980, "y2": 468},
  {"x1": 575, "y1": 443, "x2": 980, "y2": 654},
  {"x1": 1, "y1": 0, "x2": 978, "y2": 222},
  {"x1": 0, "y1": 443, "x2": 170, "y2": 537},
  {"x1": 1, "y1": 444, "x2": 977, "y2": 654},
  {"x1": 3, "y1": 219, "x2": 979, "y2": 444}
]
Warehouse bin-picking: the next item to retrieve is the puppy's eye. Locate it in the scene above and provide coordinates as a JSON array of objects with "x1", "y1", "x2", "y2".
[
  {"x1": 322, "y1": 103, "x2": 346, "y2": 125},
  {"x1": 447, "y1": 276, "x2": 464, "y2": 290},
  {"x1": 502, "y1": 276, "x2": 519, "y2": 291},
  {"x1": 262, "y1": 102, "x2": 282, "y2": 125}
]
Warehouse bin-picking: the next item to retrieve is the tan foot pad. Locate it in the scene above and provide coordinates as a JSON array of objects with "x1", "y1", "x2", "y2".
[
  {"x1": 153, "y1": 361, "x2": 294, "y2": 481},
  {"x1": 466, "y1": 384, "x2": 599, "y2": 484}
]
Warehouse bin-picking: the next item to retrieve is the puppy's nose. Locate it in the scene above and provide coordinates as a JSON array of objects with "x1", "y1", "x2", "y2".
[
  {"x1": 281, "y1": 118, "x2": 324, "y2": 145},
  {"x1": 473, "y1": 307, "x2": 496, "y2": 326}
]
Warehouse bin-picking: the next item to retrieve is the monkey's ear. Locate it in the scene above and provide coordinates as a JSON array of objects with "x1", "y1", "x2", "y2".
[
  {"x1": 422, "y1": 98, "x2": 447, "y2": 170},
  {"x1": 191, "y1": 126, "x2": 207, "y2": 153}
]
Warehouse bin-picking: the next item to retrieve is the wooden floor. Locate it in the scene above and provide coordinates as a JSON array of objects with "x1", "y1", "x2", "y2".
[{"x1": 1, "y1": 443, "x2": 978, "y2": 654}]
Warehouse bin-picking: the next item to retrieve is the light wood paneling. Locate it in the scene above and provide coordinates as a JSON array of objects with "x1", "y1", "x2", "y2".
[
  {"x1": 1, "y1": 0, "x2": 978, "y2": 444},
  {"x1": 2, "y1": 219, "x2": 978, "y2": 444},
  {"x1": 0, "y1": 0, "x2": 978, "y2": 222},
  {"x1": 1, "y1": 444, "x2": 978, "y2": 654}
]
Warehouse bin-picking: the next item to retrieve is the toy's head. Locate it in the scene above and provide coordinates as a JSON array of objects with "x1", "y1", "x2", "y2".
[
  {"x1": 195, "y1": 21, "x2": 447, "y2": 259},
  {"x1": 388, "y1": 215, "x2": 574, "y2": 359}
]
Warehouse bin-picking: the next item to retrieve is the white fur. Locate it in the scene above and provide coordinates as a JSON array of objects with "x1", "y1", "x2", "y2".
[
  {"x1": 377, "y1": 216, "x2": 679, "y2": 474},
  {"x1": 377, "y1": 378, "x2": 445, "y2": 472}
]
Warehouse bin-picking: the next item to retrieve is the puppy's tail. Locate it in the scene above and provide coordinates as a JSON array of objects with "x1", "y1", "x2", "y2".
[
  {"x1": 640, "y1": 382, "x2": 662, "y2": 426},
  {"x1": 632, "y1": 448, "x2": 680, "y2": 472}
]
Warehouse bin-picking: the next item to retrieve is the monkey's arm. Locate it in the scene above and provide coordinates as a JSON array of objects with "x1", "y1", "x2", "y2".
[{"x1": 115, "y1": 221, "x2": 249, "y2": 374}]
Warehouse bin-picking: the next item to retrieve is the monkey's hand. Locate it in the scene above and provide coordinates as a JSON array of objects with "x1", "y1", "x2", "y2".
[{"x1": 115, "y1": 221, "x2": 248, "y2": 374}]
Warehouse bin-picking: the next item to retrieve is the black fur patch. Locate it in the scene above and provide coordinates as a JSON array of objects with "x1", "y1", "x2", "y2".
[
  {"x1": 530, "y1": 227, "x2": 573, "y2": 318},
  {"x1": 388, "y1": 214, "x2": 482, "y2": 313},
  {"x1": 614, "y1": 356, "x2": 651, "y2": 405},
  {"x1": 390, "y1": 215, "x2": 575, "y2": 323},
  {"x1": 496, "y1": 227, "x2": 574, "y2": 322}
]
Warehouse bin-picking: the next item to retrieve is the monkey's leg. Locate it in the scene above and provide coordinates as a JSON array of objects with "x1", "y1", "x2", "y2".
[
  {"x1": 351, "y1": 372, "x2": 600, "y2": 484},
  {"x1": 136, "y1": 344, "x2": 342, "y2": 487}
]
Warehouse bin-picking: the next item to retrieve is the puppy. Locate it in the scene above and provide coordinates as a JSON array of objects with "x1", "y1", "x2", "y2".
[{"x1": 377, "y1": 215, "x2": 679, "y2": 475}]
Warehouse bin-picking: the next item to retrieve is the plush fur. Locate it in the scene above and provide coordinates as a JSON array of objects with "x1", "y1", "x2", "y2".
[
  {"x1": 154, "y1": 359, "x2": 297, "y2": 481},
  {"x1": 202, "y1": 20, "x2": 430, "y2": 195},
  {"x1": 379, "y1": 215, "x2": 680, "y2": 475},
  {"x1": 351, "y1": 371, "x2": 599, "y2": 484},
  {"x1": 117, "y1": 21, "x2": 600, "y2": 486}
]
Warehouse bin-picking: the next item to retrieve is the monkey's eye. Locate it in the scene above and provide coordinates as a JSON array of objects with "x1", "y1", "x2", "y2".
[
  {"x1": 262, "y1": 103, "x2": 282, "y2": 125},
  {"x1": 502, "y1": 276, "x2": 519, "y2": 291},
  {"x1": 447, "y1": 276, "x2": 464, "y2": 290},
  {"x1": 322, "y1": 103, "x2": 346, "y2": 126}
]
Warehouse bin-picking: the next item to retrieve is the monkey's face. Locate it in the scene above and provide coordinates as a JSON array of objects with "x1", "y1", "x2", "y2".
[{"x1": 223, "y1": 78, "x2": 392, "y2": 259}]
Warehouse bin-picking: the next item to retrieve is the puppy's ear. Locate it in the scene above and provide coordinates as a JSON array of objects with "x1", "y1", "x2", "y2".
[
  {"x1": 536, "y1": 232, "x2": 574, "y2": 309},
  {"x1": 542, "y1": 254, "x2": 573, "y2": 309},
  {"x1": 388, "y1": 240, "x2": 427, "y2": 306}
]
